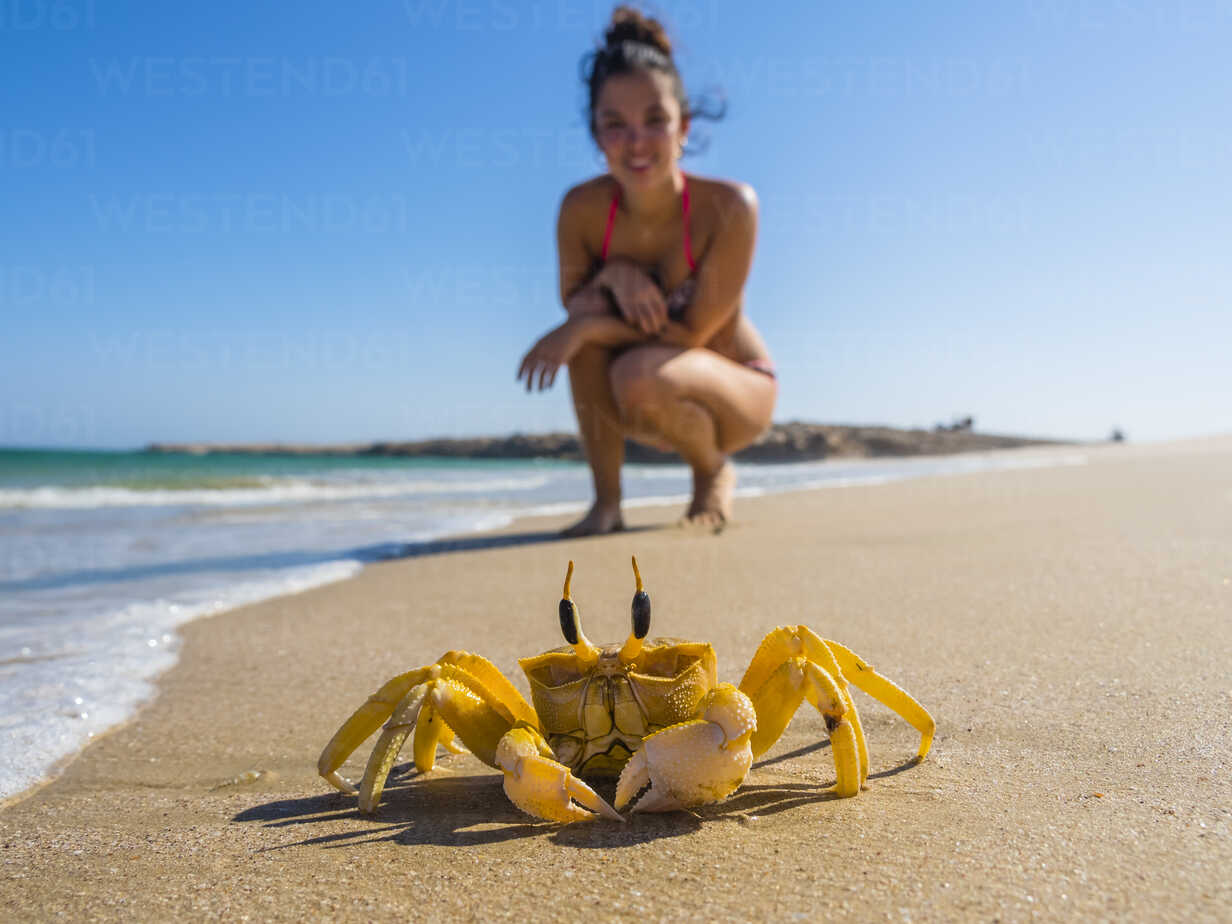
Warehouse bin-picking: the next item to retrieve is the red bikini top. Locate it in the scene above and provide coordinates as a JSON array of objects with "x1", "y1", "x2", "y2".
[{"x1": 599, "y1": 175, "x2": 696, "y2": 273}]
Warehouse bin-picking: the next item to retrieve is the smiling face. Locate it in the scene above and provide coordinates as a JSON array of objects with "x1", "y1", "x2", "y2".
[{"x1": 594, "y1": 69, "x2": 690, "y2": 190}]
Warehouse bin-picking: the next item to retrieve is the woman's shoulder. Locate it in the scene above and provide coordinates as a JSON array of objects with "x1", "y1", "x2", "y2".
[
  {"x1": 559, "y1": 175, "x2": 618, "y2": 217},
  {"x1": 685, "y1": 174, "x2": 758, "y2": 226}
]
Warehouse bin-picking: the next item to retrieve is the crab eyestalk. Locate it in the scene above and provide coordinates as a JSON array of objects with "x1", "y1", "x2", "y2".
[
  {"x1": 619, "y1": 555, "x2": 651, "y2": 662},
  {"x1": 559, "y1": 560, "x2": 600, "y2": 667}
]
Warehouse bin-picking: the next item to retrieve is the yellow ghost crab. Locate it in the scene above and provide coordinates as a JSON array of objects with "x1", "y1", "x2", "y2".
[{"x1": 318, "y1": 557, "x2": 935, "y2": 823}]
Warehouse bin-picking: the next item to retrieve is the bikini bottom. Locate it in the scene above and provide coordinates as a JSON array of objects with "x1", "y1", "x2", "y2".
[{"x1": 743, "y1": 358, "x2": 777, "y2": 380}]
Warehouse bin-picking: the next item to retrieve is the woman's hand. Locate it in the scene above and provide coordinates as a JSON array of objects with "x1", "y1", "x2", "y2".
[
  {"x1": 517, "y1": 319, "x2": 585, "y2": 392},
  {"x1": 597, "y1": 258, "x2": 667, "y2": 335}
]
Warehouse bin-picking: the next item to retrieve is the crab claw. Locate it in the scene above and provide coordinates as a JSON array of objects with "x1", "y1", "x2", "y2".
[
  {"x1": 495, "y1": 726, "x2": 623, "y2": 824},
  {"x1": 615, "y1": 683, "x2": 756, "y2": 813}
]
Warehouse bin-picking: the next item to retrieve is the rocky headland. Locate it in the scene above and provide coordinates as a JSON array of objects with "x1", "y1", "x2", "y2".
[{"x1": 146, "y1": 421, "x2": 1065, "y2": 463}]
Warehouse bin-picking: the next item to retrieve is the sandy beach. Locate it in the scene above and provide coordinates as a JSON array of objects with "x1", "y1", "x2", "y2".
[{"x1": 1, "y1": 438, "x2": 1228, "y2": 921}]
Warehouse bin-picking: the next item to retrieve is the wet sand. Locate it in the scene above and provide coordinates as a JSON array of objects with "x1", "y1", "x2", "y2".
[{"x1": 2, "y1": 438, "x2": 1229, "y2": 921}]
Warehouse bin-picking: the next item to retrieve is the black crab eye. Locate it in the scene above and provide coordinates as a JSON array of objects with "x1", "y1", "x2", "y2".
[
  {"x1": 630, "y1": 556, "x2": 650, "y2": 639},
  {"x1": 559, "y1": 560, "x2": 580, "y2": 644},
  {"x1": 631, "y1": 593, "x2": 650, "y2": 639},
  {"x1": 559, "y1": 598, "x2": 580, "y2": 645}
]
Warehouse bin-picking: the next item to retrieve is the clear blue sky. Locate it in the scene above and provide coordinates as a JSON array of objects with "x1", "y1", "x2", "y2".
[{"x1": 2, "y1": 1, "x2": 1229, "y2": 448}]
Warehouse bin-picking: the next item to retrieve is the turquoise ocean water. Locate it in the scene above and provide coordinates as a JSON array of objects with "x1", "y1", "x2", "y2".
[{"x1": 0, "y1": 446, "x2": 1084, "y2": 802}]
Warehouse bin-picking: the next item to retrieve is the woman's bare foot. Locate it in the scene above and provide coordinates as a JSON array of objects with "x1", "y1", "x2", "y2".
[
  {"x1": 561, "y1": 502, "x2": 625, "y2": 538},
  {"x1": 680, "y1": 459, "x2": 735, "y2": 532}
]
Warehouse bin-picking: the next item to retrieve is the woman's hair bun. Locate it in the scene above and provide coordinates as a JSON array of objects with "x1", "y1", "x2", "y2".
[
  {"x1": 580, "y1": 4, "x2": 723, "y2": 148},
  {"x1": 604, "y1": 5, "x2": 672, "y2": 57}
]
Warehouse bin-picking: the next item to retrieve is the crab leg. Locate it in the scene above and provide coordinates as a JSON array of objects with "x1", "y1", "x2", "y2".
[
  {"x1": 437, "y1": 722, "x2": 467, "y2": 755},
  {"x1": 359, "y1": 686, "x2": 428, "y2": 811},
  {"x1": 319, "y1": 666, "x2": 434, "y2": 793},
  {"x1": 615, "y1": 683, "x2": 757, "y2": 813},
  {"x1": 739, "y1": 626, "x2": 869, "y2": 784},
  {"x1": 741, "y1": 657, "x2": 863, "y2": 797},
  {"x1": 796, "y1": 627, "x2": 869, "y2": 783},
  {"x1": 844, "y1": 694, "x2": 870, "y2": 786},
  {"x1": 823, "y1": 638, "x2": 936, "y2": 761},
  {"x1": 801, "y1": 662, "x2": 862, "y2": 797},
  {"x1": 355, "y1": 669, "x2": 520, "y2": 813},
  {"x1": 434, "y1": 650, "x2": 538, "y2": 726},
  {"x1": 411, "y1": 703, "x2": 448, "y2": 771},
  {"x1": 318, "y1": 652, "x2": 535, "y2": 798}
]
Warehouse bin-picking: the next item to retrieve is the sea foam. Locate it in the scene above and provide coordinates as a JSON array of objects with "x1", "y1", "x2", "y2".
[
  {"x1": 0, "y1": 560, "x2": 361, "y2": 803},
  {"x1": 0, "y1": 473, "x2": 553, "y2": 510}
]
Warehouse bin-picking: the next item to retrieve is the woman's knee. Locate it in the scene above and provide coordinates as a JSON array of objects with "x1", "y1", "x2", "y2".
[{"x1": 609, "y1": 348, "x2": 675, "y2": 417}]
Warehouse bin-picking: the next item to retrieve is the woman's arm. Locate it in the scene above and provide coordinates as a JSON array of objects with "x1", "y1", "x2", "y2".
[
  {"x1": 660, "y1": 182, "x2": 759, "y2": 349},
  {"x1": 572, "y1": 313, "x2": 688, "y2": 349},
  {"x1": 557, "y1": 185, "x2": 598, "y2": 305},
  {"x1": 517, "y1": 296, "x2": 717, "y2": 392},
  {"x1": 574, "y1": 313, "x2": 648, "y2": 348},
  {"x1": 517, "y1": 310, "x2": 660, "y2": 392}
]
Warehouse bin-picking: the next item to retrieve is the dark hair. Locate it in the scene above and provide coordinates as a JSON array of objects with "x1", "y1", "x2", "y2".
[{"x1": 579, "y1": 5, "x2": 725, "y2": 152}]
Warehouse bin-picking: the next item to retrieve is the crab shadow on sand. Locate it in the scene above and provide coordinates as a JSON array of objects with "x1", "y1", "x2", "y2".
[{"x1": 235, "y1": 742, "x2": 922, "y2": 851}]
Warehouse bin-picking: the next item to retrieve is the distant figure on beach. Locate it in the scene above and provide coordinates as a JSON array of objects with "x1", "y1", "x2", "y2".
[{"x1": 517, "y1": 6, "x2": 777, "y2": 536}]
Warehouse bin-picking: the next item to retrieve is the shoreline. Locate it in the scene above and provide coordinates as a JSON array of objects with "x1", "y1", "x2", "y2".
[
  {"x1": 2, "y1": 437, "x2": 1229, "y2": 920},
  {"x1": 0, "y1": 445, "x2": 1092, "y2": 807}
]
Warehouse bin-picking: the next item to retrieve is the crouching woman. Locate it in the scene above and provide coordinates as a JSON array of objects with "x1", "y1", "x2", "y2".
[{"x1": 517, "y1": 7, "x2": 776, "y2": 535}]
